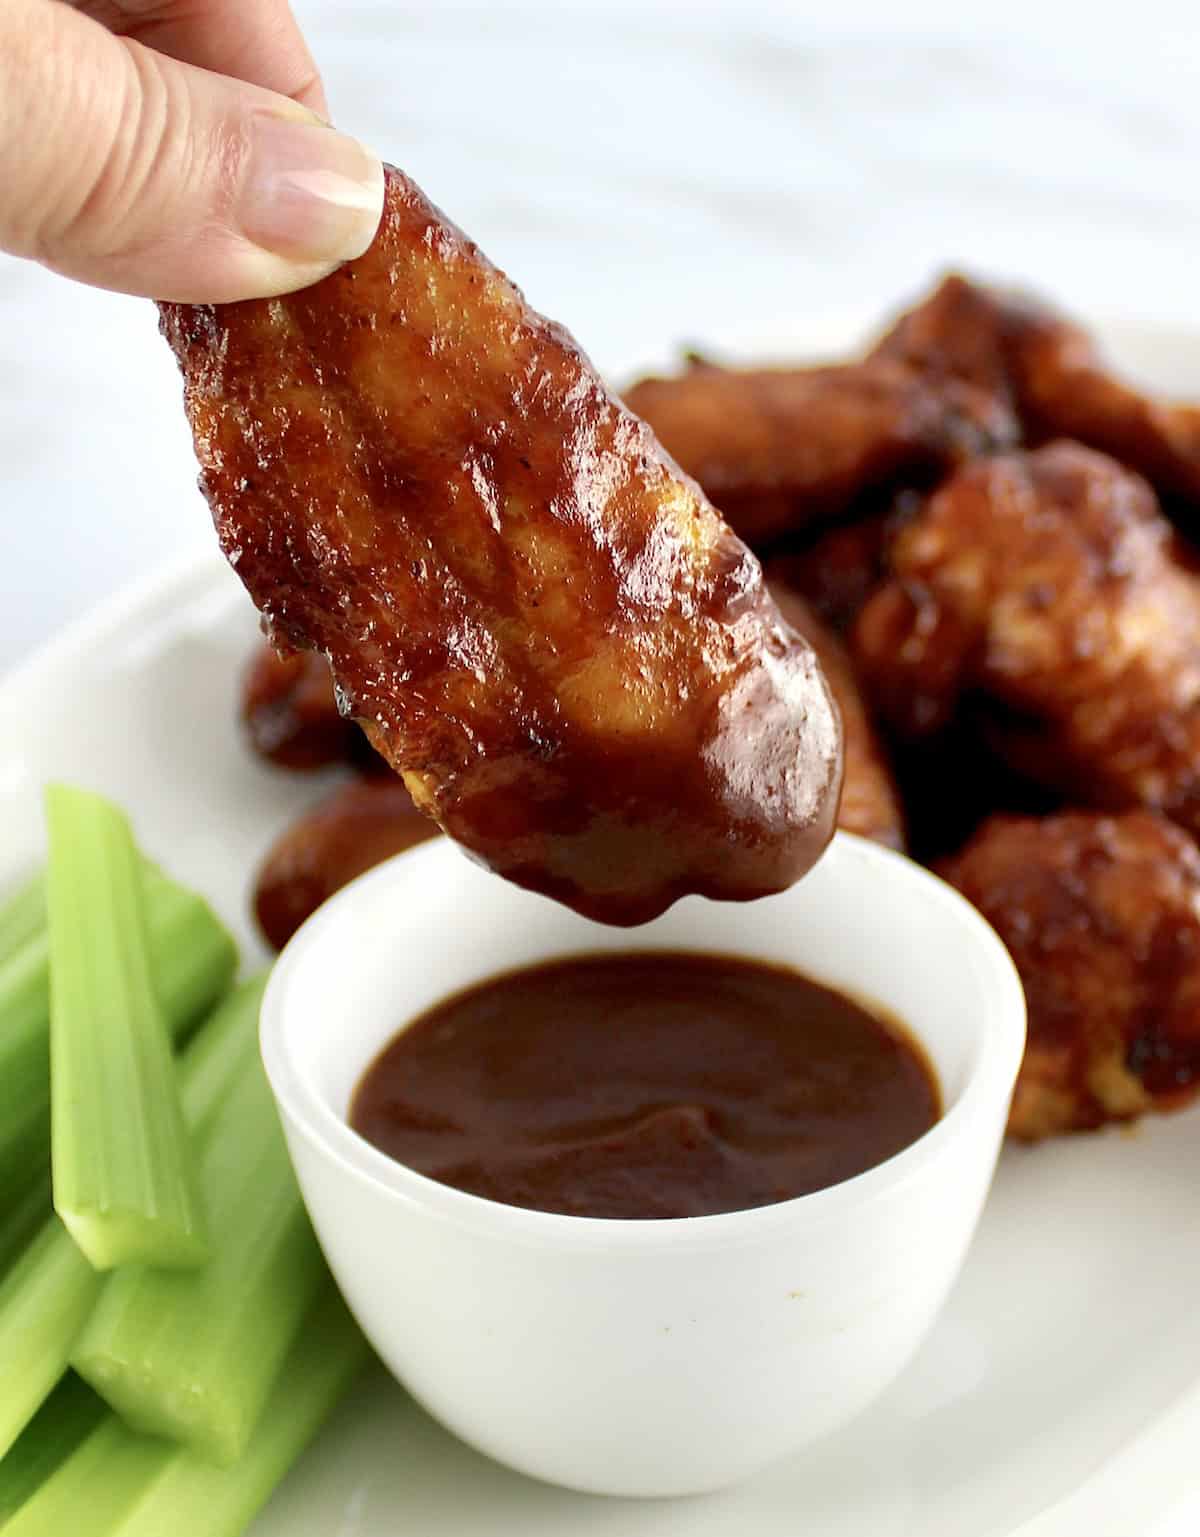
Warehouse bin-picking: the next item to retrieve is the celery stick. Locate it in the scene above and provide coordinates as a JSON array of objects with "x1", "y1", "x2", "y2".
[
  {"x1": 0, "y1": 1174, "x2": 51, "y2": 1277},
  {"x1": 0, "y1": 861, "x2": 236, "y2": 1210},
  {"x1": 7, "y1": 1282, "x2": 368, "y2": 1537},
  {"x1": 0, "y1": 1373, "x2": 107, "y2": 1524},
  {"x1": 46, "y1": 786, "x2": 209, "y2": 1271},
  {"x1": 137, "y1": 862, "x2": 239, "y2": 1040},
  {"x1": 173, "y1": 975, "x2": 268, "y2": 1130},
  {"x1": 73, "y1": 977, "x2": 325, "y2": 1466},
  {"x1": 0, "y1": 977, "x2": 260, "y2": 1460},
  {"x1": 0, "y1": 1415, "x2": 161, "y2": 1535},
  {"x1": 0, "y1": 871, "x2": 45, "y2": 967},
  {"x1": 0, "y1": 1217, "x2": 101, "y2": 1460},
  {"x1": 0, "y1": 934, "x2": 59, "y2": 1203}
]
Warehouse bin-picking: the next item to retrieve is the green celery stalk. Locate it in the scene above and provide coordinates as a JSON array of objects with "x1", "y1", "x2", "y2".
[
  {"x1": 73, "y1": 976, "x2": 326, "y2": 1466},
  {"x1": 7, "y1": 1281, "x2": 368, "y2": 1537},
  {"x1": 0, "y1": 871, "x2": 45, "y2": 967},
  {"x1": 0, "y1": 860, "x2": 236, "y2": 1208},
  {"x1": 171, "y1": 975, "x2": 267, "y2": 1130},
  {"x1": 0, "y1": 1217, "x2": 101, "y2": 1461},
  {"x1": 0, "y1": 1174, "x2": 51, "y2": 1277},
  {"x1": 0, "y1": 974, "x2": 261, "y2": 1460},
  {"x1": 0, "y1": 1373, "x2": 107, "y2": 1525},
  {"x1": 0, "y1": 934, "x2": 61, "y2": 1205},
  {"x1": 46, "y1": 786, "x2": 208, "y2": 1271},
  {"x1": 137, "y1": 861, "x2": 240, "y2": 1045}
]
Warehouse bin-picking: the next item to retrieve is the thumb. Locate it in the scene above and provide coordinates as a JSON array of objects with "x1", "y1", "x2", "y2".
[{"x1": 0, "y1": 0, "x2": 384, "y2": 302}]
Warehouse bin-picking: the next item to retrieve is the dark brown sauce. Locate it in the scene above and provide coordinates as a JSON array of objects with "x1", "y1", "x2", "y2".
[{"x1": 350, "y1": 952, "x2": 940, "y2": 1220}]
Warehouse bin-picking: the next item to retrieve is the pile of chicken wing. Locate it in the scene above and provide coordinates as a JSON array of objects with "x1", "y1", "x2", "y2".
[{"x1": 233, "y1": 271, "x2": 1200, "y2": 1143}]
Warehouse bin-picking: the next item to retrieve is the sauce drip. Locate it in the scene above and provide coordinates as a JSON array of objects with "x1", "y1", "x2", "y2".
[{"x1": 350, "y1": 952, "x2": 939, "y2": 1220}]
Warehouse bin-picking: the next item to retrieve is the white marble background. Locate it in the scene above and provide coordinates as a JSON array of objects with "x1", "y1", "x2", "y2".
[{"x1": 4, "y1": 0, "x2": 1200, "y2": 665}]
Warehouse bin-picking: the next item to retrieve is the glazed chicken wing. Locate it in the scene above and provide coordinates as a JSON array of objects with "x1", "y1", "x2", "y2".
[
  {"x1": 762, "y1": 503, "x2": 906, "y2": 633},
  {"x1": 254, "y1": 778, "x2": 439, "y2": 951},
  {"x1": 766, "y1": 571, "x2": 904, "y2": 849},
  {"x1": 874, "y1": 273, "x2": 1200, "y2": 507},
  {"x1": 939, "y1": 811, "x2": 1200, "y2": 1139},
  {"x1": 242, "y1": 642, "x2": 379, "y2": 773},
  {"x1": 161, "y1": 166, "x2": 840, "y2": 924},
  {"x1": 622, "y1": 357, "x2": 1015, "y2": 547},
  {"x1": 871, "y1": 274, "x2": 1014, "y2": 404},
  {"x1": 853, "y1": 442, "x2": 1200, "y2": 835}
]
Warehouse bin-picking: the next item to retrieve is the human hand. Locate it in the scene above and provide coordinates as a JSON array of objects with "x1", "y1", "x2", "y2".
[{"x1": 0, "y1": 1, "x2": 384, "y2": 301}]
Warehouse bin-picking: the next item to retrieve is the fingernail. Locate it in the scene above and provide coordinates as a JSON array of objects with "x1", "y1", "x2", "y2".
[{"x1": 240, "y1": 114, "x2": 384, "y2": 266}]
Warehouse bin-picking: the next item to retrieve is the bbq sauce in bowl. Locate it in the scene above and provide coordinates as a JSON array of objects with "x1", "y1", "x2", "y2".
[{"x1": 349, "y1": 952, "x2": 939, "y2": 1220}]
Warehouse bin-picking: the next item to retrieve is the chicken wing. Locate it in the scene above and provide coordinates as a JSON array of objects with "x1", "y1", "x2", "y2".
[
  {"x1": 762, "y1": 502, "x2": 905, "y2": 633},
  {"x1": 853, "y1": 442, "x2": 1200, "y2": 835},
  {"x1": 242, "y1": 642, "x2": 378, "y2": 773},
  {"x1": 874, "y1": 273, "x2": 1200, "y2": 508},
  {"x1": 254, "y1": 777, "x2": 439, "y2": 951},
  {"x1": 622, "y1": 357, "x2": 1015, "y2": 547},
  {"x1": 766, "y1": 571, "x2": 905, "y2": 849},
  {"x1": 161, "y1": 166, "x2": 841, "y2": 924},
  {"x1": 939, "y1": 811, "x2": 1200, "y2": 1139}
]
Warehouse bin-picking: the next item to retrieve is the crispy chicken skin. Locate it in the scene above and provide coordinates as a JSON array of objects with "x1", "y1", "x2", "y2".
[
  {"x1": 766, "y1": 571, "x2": 905, "y2": 849},
  {"x1": 874, "y1": 273, "x2": 1200, "y2": 505},
  {"x1": 622, "y1": 358, "x2": 1016, "y2": 547},
  {"x1": 853, "y1": 443, "x2": 1200, "y2": 833},
  {"x1": 242, "y1": 643, "x2": 366, "y2": 772},
  {"x1": 161, "y1": 166, "x2": 841, "y2": 924},
  {"x1": 939, "y1": 811, "x2": 1200, "y2": 1140},
  {"x1": 254, "y1": 778, "x2": 439, "y2": 951}
]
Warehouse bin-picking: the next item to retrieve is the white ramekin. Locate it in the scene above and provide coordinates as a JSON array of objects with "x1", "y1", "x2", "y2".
[{"x1": 261, "y1": 832, "x2": 1024, "y2": 1497}]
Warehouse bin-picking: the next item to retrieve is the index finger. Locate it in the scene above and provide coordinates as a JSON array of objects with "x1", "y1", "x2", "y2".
[{"x1": 71, "y1": 0, "x2": 327, "y2": 116}]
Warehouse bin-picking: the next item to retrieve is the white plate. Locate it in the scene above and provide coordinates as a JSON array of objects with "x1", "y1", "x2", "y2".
[{"x1": 5, "y1": 321, "x2": 1200, "y2": 1537}]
